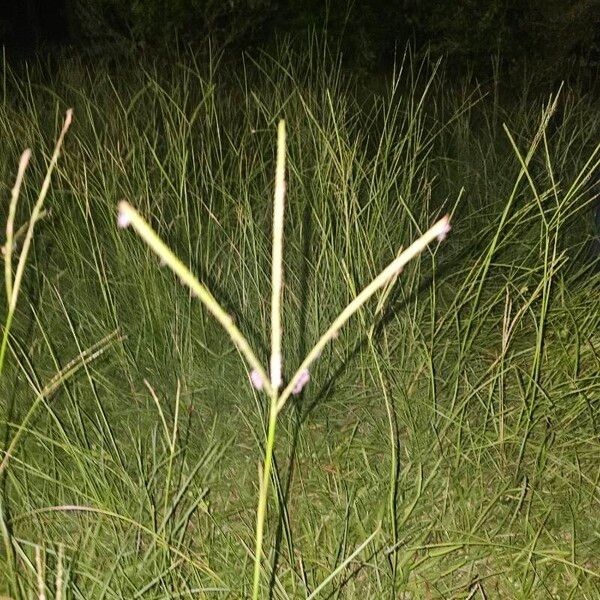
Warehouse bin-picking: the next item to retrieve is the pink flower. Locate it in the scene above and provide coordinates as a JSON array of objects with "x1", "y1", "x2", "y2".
[
  {"x1": 250, "y1": 369, "x2": 264, "y2": 391},
  {"x1": 292, "y1": 369, "x2": 310, "y2": 395}
]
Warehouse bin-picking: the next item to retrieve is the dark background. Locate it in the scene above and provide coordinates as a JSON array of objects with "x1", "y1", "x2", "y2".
[{"x1": 1, "y1": 1, "x2": 599, "y2": 86}]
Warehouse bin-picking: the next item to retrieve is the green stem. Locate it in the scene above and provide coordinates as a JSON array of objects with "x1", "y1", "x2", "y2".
[
  {"x1": 0, "y1": 311, "x2": 14, "y2": 379},
  {"x1": 0, "y1": 499, "x2": 17, "y2": 597},
  {"x1": 252, "y1": 395, "x2": 278, "y2": 600}
]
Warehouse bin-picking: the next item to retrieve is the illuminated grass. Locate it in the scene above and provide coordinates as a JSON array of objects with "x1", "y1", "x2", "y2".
[{"x1": 0, "y1": 41, "x2": 599, "y2": 597}]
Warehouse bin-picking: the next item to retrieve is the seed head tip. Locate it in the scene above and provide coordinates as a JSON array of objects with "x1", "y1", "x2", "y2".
[
  {"x1": 117, "y1": 208, "x2": 131, "y2": 229},
  {"x1": 436, "y1": 215, "x2": 451, "y2": 242}
]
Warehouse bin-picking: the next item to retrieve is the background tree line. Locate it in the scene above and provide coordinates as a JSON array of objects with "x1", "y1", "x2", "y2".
[{"x1": 1, "y1": 0, "x2": 599, "y2": 85}]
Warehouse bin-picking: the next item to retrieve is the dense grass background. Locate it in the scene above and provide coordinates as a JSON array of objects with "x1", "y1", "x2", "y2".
[{"x1": 1, "y1": 40, "x2": 599, "y2": 597}]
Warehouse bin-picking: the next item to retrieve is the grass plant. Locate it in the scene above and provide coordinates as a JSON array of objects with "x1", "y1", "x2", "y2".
[
  {"x1": 117, "y1": 125, "x2": 450, "y2": 597},
  {"x1": 0, "y1": 40, "x2": 599, "y2": 598}
]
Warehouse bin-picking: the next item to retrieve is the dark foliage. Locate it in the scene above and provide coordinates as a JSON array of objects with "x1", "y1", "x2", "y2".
[{"x1": 1, "y1": 0, "x2": 599, "y2": 85}]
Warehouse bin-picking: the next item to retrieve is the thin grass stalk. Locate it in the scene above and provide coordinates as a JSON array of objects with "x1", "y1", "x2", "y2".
[
  {"x1": 306, "y1": 527, "x2": 380, "y2": 599},
  {"x1": 55, "y1": 543, "x2": 64, "y2": 600},
  {"x1": 9, "y1": 110, "x2": 72, "y2": 316},
  {"x1": 0, "y1": 151, "x2": 31, "y2": 378},
  {"x1": 371, "y1": 348, "x2": 399, "y2": 588},
  {"x1": 252, "y1": 402, "x2": 278, "y2": 599},
  {"x1": 367, "y1": 271, "x2": 401, "y2": 588},
  {"x1": 4, "y1": 150, "x2": 31, "y2": 302},
  {"x1": 270, "y1": 120, "x2": 286, "y2": 391},
  {"x1": 35, "y1": 544, "x2": 46, "y2": 600},
  {"x1": 0, "y1": 496, "x2": 17, "y2": 596},
  {"x1": 253, "y1": 119, "x2": 287, "y2": 599},
  {"x1": 0, "y1": 111, "x2": 72, "y2": 382}
]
